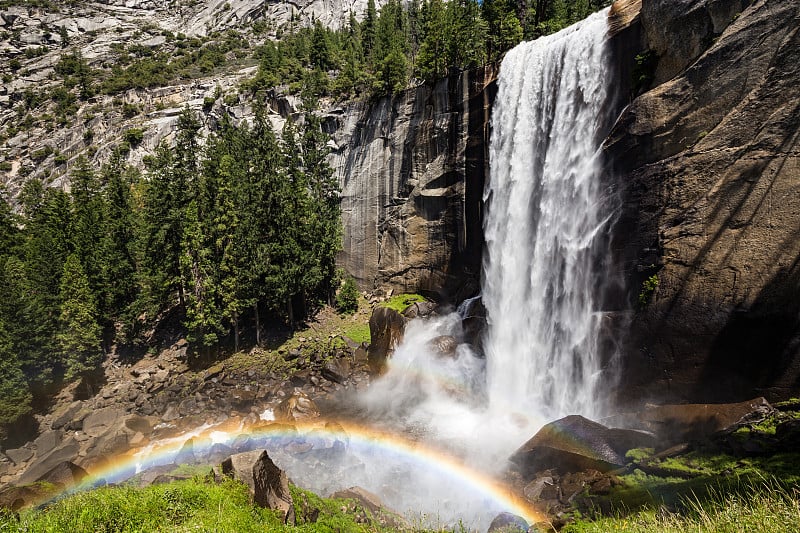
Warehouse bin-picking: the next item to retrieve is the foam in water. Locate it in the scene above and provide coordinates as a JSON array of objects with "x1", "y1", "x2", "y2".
[
  {"x1": 355, "y1": 7, "x2": 617, "y2": 526},
  {"x1": 483, "y1": 8, "x2": 615, "y2": 424},
  {"x1": 95, "y1": 11, "x2": 617, "y2": 532}
]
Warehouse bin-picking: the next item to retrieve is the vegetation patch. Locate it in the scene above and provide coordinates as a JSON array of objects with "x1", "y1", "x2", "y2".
[{"x1": 381, "y1": 294, "x2": 426, "y2": 313}]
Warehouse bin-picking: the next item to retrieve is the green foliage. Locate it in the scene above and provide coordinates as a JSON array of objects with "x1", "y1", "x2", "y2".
[
  {"x1": 57, "y1": 253, "x2": 103, "y2": 381},
  {"x1": 123, "y1": 127, "x2": 145, "y2": 147},
  {"x1": 638, "y1": 274, "x2": 659, "y2": 306},
  {"x1": 336, "y1": 276, "x2": 359, "y2": 314},
  {"x1": 382, "y1": 293, "x2": 426, "y2": 312},
  {"x1": 562, "y1": 479, "x2": 800, "y2": 533},
  {"x1": 0, "y1": 477, "x2": 451, "y2": 532},
  {"x1": 0, "y1": 317, "x2": 32, "y2": 426},
  {"x1": 633, "y1": 49, "x2": 658, "y2": 95}
]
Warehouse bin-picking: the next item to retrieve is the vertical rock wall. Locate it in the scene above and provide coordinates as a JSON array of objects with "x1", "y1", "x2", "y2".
[
  {"x1": 608, "y1": 0, "x2": 800, "y2": 403},
  {"x1": 329, "y1": 66, "x2": 497, "y2": 298}
]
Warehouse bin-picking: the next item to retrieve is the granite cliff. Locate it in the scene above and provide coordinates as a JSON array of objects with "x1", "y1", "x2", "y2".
[{"x1": 608, "y1": 0, "x2": 800, "y2": 403}]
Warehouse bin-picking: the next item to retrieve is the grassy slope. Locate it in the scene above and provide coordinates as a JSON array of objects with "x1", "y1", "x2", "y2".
[{"x1": 0, "y1": 477, "x2": 439, "y2": 532}]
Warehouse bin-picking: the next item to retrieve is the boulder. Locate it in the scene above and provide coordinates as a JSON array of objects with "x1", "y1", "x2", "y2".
[
  {"x1": 612, "y1": 397, "x2": 774, "y2": 446},
  {"x1": 402, "y1": 301, "x2": 438, "y2": 319},
  {"x1": 83, "y1": 407, "x2": 125, "y2": 437},
  {"x1": 274, "y1": 391, "x2": 320, "y2": 421},
  {"x1": 0, "y1": 483, "x2": 57, "y2": 511},
  {"x1": 321, "y1": 358, "x2": 351, "y2": 384},
  {"x1": 18, "y1": 440, "x2": 80, "y2": 485},
  {"x1": 367, "y1": 307, "x2": 406, "y2": 375},
  {"x1": 4, "y1": 448, "x2": 33, "y2": 466},
  {"x1": 510, "y1": 415, "x2": 656, "y2": 478},
  {"x1": 35, "y1": 461, "x2": 88, "y2": 488},
  {"x1": 221, "y1": 450, "x2": 295, "y2": 524},
  {"x1": 331, "y1": 486, "x2": 384, "y2": 514},
  {"x1": 487, "y1": 512, "x2": 529, "y2": 532},
  {"x1": 427, "y1": 335, "x2": 458, "y2": 358}
]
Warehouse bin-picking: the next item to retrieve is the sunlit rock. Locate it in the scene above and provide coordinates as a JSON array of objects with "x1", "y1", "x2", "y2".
[{"x1": 221, "y1": 450, "x2": 295, "y2": 524}]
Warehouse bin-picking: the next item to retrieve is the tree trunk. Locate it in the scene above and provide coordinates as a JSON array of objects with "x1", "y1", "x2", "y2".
[
  {"x1": 254, "y1": 302, "x2": 261, "y2": 346},
  {"x1": 287, "y1": 297, "x2": 295, "y2": 333}
]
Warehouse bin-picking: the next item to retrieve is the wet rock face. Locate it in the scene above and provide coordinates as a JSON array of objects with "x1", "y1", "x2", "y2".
[
  {"x1": 331, "y1": 66, "x2": 497, "y2": 297},
  {"x1": 509, "y1": 415, "x2": 656, "y2": 478},
  {"x1": 366, "y1": 307, "x2": 406, "y2": 375},
  {"x1": 609, "y1": 0, "x2": 800, "y2": 403}
]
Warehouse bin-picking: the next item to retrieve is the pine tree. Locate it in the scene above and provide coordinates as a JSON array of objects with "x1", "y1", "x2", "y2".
[
  {"x1": 362, "y1": 0, "x2": 378, "y2": 61},
  {"x1": 69, "y1": 156, "x2": 106, "y2": 318},
  {"x1": 20, "y1": 186, "x2": 72, "y2": 388},
  {"x1": 57, "y1": 253, "x2": 103, "y2": 382},
  {"x1": 102, "y1": 152, "x2": 139, "y2": 334},
  {"x1": 0, "y1": 316, "x2": 32, "y2": 427}
]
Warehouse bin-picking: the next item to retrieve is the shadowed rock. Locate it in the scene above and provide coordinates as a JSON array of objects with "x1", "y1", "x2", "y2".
[
  {"x1": 607, "y1": 397, "x2": 774, "y2": 446},
  {"x1": 35, "y1": 461, "x2": 88, "y2": 488},
  {"x1": 510, "y1": 415, "x2": 656, "y2": 478},
  {"x1": 367, "y1": 307, "x2": 406, "y2": 375},
  {"x1": 488, "y1": 512, "x2": 529, "y2": 532},
  {"x1": 221, "y1": 450, "x2": 295, "y2": 524}
]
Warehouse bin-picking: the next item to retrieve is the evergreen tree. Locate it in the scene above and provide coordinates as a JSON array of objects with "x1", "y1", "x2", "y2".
[
  {"x1": 20, "y1": 186, "x2": 72, "y2": 387},
  {"x1": 362, "y1": 0, "x2": 378, "y2": 61},
  {"x1": 57, "y1": 253, "x2": 103, "y2": 382},
  {"x1": 0, "y1": 317, "x2": 32, "y2": 427},
  {"x1": 69, "y1": 156, "x2": 106, "y2": 315},
  {"x1": 417, "y1": 0, "x2": 449, "y2": 81},
  {"x1": 101, "y1": 152, "x2": 139, "y2": 333}
]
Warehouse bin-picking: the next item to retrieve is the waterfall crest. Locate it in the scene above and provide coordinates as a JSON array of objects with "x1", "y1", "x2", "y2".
[{"x1": 483, "y1": 9, "x2": 615, "y2": 422}]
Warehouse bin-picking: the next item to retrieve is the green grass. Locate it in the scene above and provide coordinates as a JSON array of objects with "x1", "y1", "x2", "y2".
[
  {"x1": 0, "y1": 477, "x2": 448, "y2": 532},
  {"x1": 563, "y1": 479, "x2": 800, "y2": 532},
  {"x1": 381, "y1": 294, "x2": 426, "y2": 313},
  {"x1": 343, "y1": 322, "x2": 371, "y2": 344}
]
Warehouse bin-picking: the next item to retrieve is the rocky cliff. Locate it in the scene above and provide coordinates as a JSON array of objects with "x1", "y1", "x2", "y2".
[
  {"x1": 329, "y1": 66, "x2": 496, "y2": 297},
  {"x1": 608, "y1": 0, "x2": 800, "y2": 403}
]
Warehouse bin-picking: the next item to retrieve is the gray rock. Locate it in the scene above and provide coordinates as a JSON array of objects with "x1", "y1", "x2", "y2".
[
  {"x1": 18, "y1": 440, "x2": 80, "y2": 485},
  {"x1": 4, "y1": 448, "x2": 33, "y2": 466},
  {"x1": 487, "y1": 512, "x2": 529, "y2": 532},
  {"x1": 221, "y1": 450, "x2": 295, "y2": 524},
  {"x1": 33, "y1": 430, "x2": 63, "y2": 456},
  {"x1": 510, "y1": 415, "x2": 656, "y2": 478},
  {"x1": 83, "y1": 407, "x2": 124, "y2": 437},
  {"x1": 321, "y1": 358, "x2": 351, "y2": 384}
]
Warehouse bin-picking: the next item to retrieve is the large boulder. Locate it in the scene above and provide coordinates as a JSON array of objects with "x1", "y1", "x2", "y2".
[
  {"x1": 487, "y1": 512, "x2": 529, "y2": 532},
  {"x1": 35, "y1": 461, "x2": 88, "y2": 488},
  {"x1": 510, "y1": 415, "x2": 656, "y2": 478},
  {"x1": 221, "y1": 450, "x2": 295, "y2": 524},
  {"x1": 366, "y1": 307, "x2": 406, "y2": 375},
  {"x1": 609, "y1": 397, "x2": 773, "y2": 446}
]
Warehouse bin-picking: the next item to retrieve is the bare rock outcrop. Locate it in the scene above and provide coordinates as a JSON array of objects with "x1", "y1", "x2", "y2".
[
  {"x1": 331, "y1": 66, "x2": 496, "y2": 296},
  {"x1": 221, "y1": 450, "x2": 295, "y2": 524},
  {"x1": 608, "y1": 0, "x2": 800, "y2": 403}
]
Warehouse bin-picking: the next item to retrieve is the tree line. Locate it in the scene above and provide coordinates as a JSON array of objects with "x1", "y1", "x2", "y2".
[
  {"x1": 245, "y1": 0, "x2": 612, "y2": 98},
  {"x1": 0, "y1": 106, "x2": 340, "y2": 427}
]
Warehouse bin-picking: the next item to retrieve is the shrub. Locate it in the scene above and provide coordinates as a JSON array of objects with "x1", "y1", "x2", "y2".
[
  {"x1": 336, "y1": 276, "x2": 359, "y2": 314},
  {"x1": 123, "y1": 128, "x2": 144, "y2": 147},
  {"x1": 638, "y1": 274, "x2": 659, "y2": 306}
]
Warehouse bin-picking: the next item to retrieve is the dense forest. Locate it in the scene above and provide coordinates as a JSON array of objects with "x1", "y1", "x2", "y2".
[
  {"x1": 0, "y1": 105, "x2": 339, "y2": 426},
  {"x1": 0, "y1": 0, "x2": 611, "y2": 429}
]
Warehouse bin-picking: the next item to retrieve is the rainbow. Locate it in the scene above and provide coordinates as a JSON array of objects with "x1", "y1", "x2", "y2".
[{"x1": 64, "y1": 419, "x2": 547, "y2": 528}]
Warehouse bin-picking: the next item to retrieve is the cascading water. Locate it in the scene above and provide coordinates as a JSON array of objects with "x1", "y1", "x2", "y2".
[
  {"x1": 106, "y1": 10, "x2": 619, "y2": 533},
  {"x1": 483, "y1": 9, "x2": 615, "y2": 423}
]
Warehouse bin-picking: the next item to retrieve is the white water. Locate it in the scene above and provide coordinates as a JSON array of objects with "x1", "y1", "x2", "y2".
[
  {"x1": 483, "y1": 9, "x2": 614, "y2": 423},
  {"x1": 122, "y1": 11, "x2": 617, "y2": 533},
  {"x1": 354, "y1": 7, "x2": 617, "y2": 527}
]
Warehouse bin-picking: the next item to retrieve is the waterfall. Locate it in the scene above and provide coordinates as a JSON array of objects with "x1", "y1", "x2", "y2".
[{"x1": 483, "y1": 9, "x2": 615, "y2": 422}]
